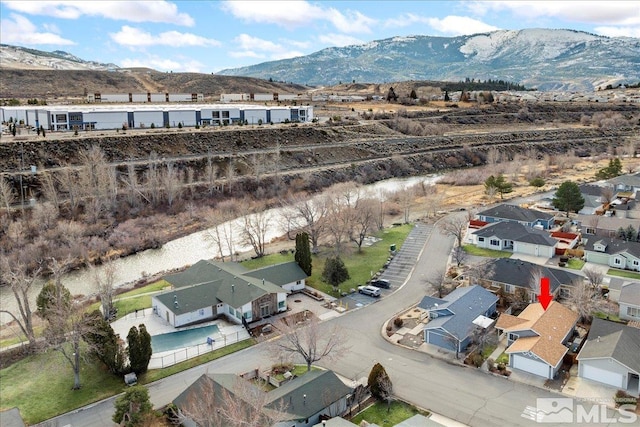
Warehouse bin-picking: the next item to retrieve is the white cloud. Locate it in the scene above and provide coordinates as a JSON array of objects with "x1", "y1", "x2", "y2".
[
  {"x1": 110, "y1": 26, "x2": 220, "y2": 48},
  {"x1": 426, "y1": 15, "x2": 500, "y2": 36},
  {"x1": 42, "y1": 23, "x2": 62, "y2": 34},
  {"x1": 383, "y1": 13, "x2": 431, "y2": 29},
  {"x1": 221, "y1": 0, "x2": 376, "y2": 33},
  {"x1": 468, "y1": 1, "x2": 640, "y2": 26},
  {"x1": 0, "y1": 13, "x2": 75, "y2": 45},
  {"x1": 595, "y1": 26, "x2": 640, "y2": 38},
  {"x1": 230, "y1": 34, "x2": 305, "y2": 61},
  {"x1": 4, "y1": 0, "x2": 194, "y2": 26},
  {"x1": 119, "y1": 56, "x2": 205, "y2": 72},
  {"x1": 317, "y1": 33, "x2": 366, "y2": 47}
]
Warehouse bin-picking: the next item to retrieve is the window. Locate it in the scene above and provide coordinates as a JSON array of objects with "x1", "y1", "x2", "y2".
[
  {"x1": 478, "y1": 237, "x2": 485, "y2": 242},
  {"x1": 212, "y1": 111, "x2": 220, "y2": 118},
  {"x1": 55, "y1": 114, "x2": 67, "y2": 122},
  {"x1": 296, "y1": 280, "x2": 301, "y2": 285},
  {"x1": 243, "y1": 312, "x2": 251, "y2": 320},
  {"x1": 505, "y1": 284, "x2": 514, "y2": 293},
  {"x1": 614, "y1": 258, "x2": 621, "y2": 265},
  {"x1": 508, "y1": 333, "x2": 518, "y2": 341},
  {"x1": 68, "y1": 113, "x2": 82, "y2": 121},
  {"x1": 634, "y1": 260, "x2": 639, "y2": 266},
  {"x1": 585, "y1": 227, "x2": 596, "y2": 235},
  {"x1": 490, "y1": 239, "x2": 500, "y2": 246},
  {"x1": 627, "y1": 307, "x2": 640, "y2": 319},
  {"x1": 278, "y1": 300, "x2": 285, "y2": 309},
  {"x1": 222, "y1": 111, "x2": 230, "y2": 118},
  {"x1": 229, "y1": 307, "x2": 235, "y2": 316}
]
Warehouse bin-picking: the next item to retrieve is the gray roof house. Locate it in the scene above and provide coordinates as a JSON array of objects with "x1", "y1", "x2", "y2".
[
  {"x1": 244, "y1": 261, "x2": 308, "y2": 292},
  {"x1": 472, "y1": 221, "x2": 557, "y2": 258},
  {"x1": 583, "y1": 237, "x2": 640, "y2": 272},
  {"x1": 468, "y1": 258, "x2": 583, "y2": 301},
  {"x1": 607, "y1": 172, "x2": 640, "y2": 195},
  {"x1": 577, "y1": 318, "x2": 640, "y2": 391},
  {"x1": 619, "y1": 282, "x2": 640, "y2": 321},
  {"x1": 152, "y1": 260, "x2": 290, "y2": 327},
  {"x1": 174, "y1": 370, "x2": 352, "y2": 427},
  {"x1": 476, "y1": 204, "x2": 555, "y2": 229},
  {"x1": 575, "y1": 214, "x2": 640, "y2": 238},
  {"x1": 419, "y1": 285, "x2": 498, "y2": 354}
]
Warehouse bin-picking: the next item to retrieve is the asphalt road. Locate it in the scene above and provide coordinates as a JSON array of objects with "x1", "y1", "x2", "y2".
[{"x1": 38, "y1": 215, "x2": 621, "y2": 427}]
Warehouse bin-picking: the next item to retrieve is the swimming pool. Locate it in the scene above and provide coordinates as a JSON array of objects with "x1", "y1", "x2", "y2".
[{"x1": 151, "y1": 324, "x2": 221, "y2": 353}]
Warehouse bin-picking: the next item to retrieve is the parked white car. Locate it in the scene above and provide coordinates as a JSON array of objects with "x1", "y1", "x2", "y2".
[{"x1": 358, "y1": 285, "x2": 381, "y2": 297}]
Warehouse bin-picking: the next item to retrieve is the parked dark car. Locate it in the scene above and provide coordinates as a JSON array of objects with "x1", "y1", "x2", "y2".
[{"x1": 370, "y1": 278, "x2": 391, "y2": 289}]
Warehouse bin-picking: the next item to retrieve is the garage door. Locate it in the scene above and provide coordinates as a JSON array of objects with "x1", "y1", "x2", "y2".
[
  {"x1": 582, "y1": 364, "x2": 624, "y2": 388},
  {"x1": 513, "y1": 355, "x2": 550, "y2": 378}
]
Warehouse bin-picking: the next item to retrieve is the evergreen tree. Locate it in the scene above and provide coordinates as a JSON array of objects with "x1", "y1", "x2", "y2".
[
  {"x1": 444, "y1": 90, "x2": 450, "y2": 102},
  {"x1": 36, "y1": 281, "x2": 71, "y2": 320},
  {"x1": 552, "y1": 181, "x2": 585, "y2": 217},
  {"x1": 138, "y1": 324, "x2": 152, "y2": 373},
  {"x1": 484, "y1": 174, "x2": 513, "y2": 199},
  {"x1": 409, "y1": 89, "x2": 417, "y2": 100},
  {"x1": 83, "y1": 310, "x2": 127, "y2": 375},
  {"x1": 112, "y1": 385, "x2": 153, "y2": 427},
  {"x1": 322, "y1": 256, "x2": 350, "y2": 293},
  {"x1": 127, "y1": 326, "x2": 142, "y2": 374},
  {"x1": 295, "y1": 232, "x2": 312, "y2": 276},
  {"x1": 386, "y1": 87, "x2": 398, "y2": 102},
  {"x1": 367, "y1": 363, "x2": 392, "y2": 399}
]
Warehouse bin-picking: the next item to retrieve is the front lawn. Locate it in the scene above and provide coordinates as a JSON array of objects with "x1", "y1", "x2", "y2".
[
  {"x1": 462, "y1": 245, "x2": 512, "y2": 258},
  {"x1": 351, "y1": 400, "x2": 429, "y2": 426},
  {"x1": 242, "y1": 224, "x2": 413, "y2": 295},
  {"x1": 566, "y1": 259, "x2": 585, "y2": 270},
  {"x1": 607, "y1": 269, "x2": 640, "y2": 280}
]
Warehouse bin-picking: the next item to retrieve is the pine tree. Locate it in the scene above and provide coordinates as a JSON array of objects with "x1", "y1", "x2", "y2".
[
  {"x1": 322, "y1": 256, "x2": 349, "y2": 293},
  {"x1": 367, "y1": 363, "x2": 392, "y2": 399},
  {"x1": 295, "y1": 233, "x2": 312, "y2": 276},
  {"x1": 138, "y1": 324, "x2": 152, "y2": 374},
  {"x1": 127, "y1": 326, "x2": 142, "y2": 374}
]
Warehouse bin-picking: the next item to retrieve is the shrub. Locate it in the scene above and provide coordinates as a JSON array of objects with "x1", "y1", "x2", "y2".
[
  {"x1": 471, "y1": 353, "x2": 484, "y2": 368},
  {"x1": 614, "y1": 390, "x2": 637, "y2": 408},
  {"x1": 486, "y1": 358, "x2": 495, "y2": 371},
  {"x1": 529, "y1": 177, "x2": 545, "y2": 187},
  {"x1": 393, "y1": 317, "x2": 404, "y2": 328}
]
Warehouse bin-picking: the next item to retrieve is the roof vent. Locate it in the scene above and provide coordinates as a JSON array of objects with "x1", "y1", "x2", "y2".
[
  {"x1": 303, "y1": 394, "x2": 307, "y2": 405},
  {"x1": 232, "y1": 284, "x2": 235, "y2": 292},
  {"x1": 597, "y1": 336, "x2": 600, "y2": 342}
]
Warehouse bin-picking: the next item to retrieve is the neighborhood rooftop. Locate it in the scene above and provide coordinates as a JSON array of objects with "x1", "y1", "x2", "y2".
[
  {"x1": 472, "y1": 221, "x2": 557, "y2": 246},
  {"x1": 577, "y1": 317, "x2": 640, "y2": 376},
  {"x1": 477, "y1": 204, "x2": 554, "y2": 222}
]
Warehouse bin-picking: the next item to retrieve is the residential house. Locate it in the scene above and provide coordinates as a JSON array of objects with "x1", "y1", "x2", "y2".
[
  {"x1": 468, "y1": 258, "x2": 583, "y2": 301},
  {"x1": 476, "y1": 204, "x2": 555, "y2": 229},
  {"x1": 577, "y1": 318, "x2": 640, "y2": 391},
  {"x1": 603, "y1": 278, "x2": 629, "y2": 302},
  {"x1": 244, "y1": 261, "x2": 307, "y2": 292},
  {"x1": 619, "y1": 282, "x2": 640, "y2": 321},
  {"x1": 577, "y1": 184, "x2": 609, "y2": 215},
  {"x1": 575, "y1": 214, "x2": 640, "y2": 238},
  {"x1": 607, "y1": 172, "x2": 640, "y2": 196},
  {"x1": 152, "y1": 260, "x2": 291, "y2": 327},
  {"x1": 583, "y1": 237, "x2": 640, "y2": 272},
  {"x1": 472, "y1": 221, "x2": 557, "y2": 258},
  {"x1": 174, "y1": 370, "x2": 353, "y2": 427},
  {"x1": 419, "y1": 285, "x2": 498, "y2": 354},
  {"x1": 495, "y1": 301, "x2": 578, "y2": 379}
]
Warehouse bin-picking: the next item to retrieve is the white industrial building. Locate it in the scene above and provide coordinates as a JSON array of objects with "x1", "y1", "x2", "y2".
[
  {"x1": 220, "y1": 93, "x2": 299, "y2": 102},
  {"x1": 87, "y1": 92, "x2": 204, "y2": 103},
  {"x1": 1, "y1": 103, "x2": 313, "y2": 131}
]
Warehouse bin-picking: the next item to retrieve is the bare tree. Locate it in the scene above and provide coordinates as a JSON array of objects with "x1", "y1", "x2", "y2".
[
  {"x1": 398, "y1": 187, "x2": 414, "y2": 223},
  {"x1": 91, "y1": 258, "x2": 117, "y2": 320},
  {"x1": 583, "y1": 267, "x2": 604, "y2": 289},
  {"x1": 325, "y1": 198, "x2": 350, "y2": 256},
  {"x1": 143, "y1": 151, "x2": 161, "y2": 206},
  {"x1": 349, "y1": 198, "x2": 376, "y2": 252},
  {"x1": 600, "y1": 186, "x2": 614, "y2": 207},
  {"x1": 122, "y1": 162, "x2": 143, "y2": 209},
  {"x1": 566, "y1": 279, "x2": 604, "y2": 323},
  {"x1": 350, "y1": 384, "x2": 368, "y2": 416},
  {"x1": 0, "y1": 176, "x2": 16, "y2": 211},
  {"x1": 205, "y1": 200, "x2": 240, "y2": 262},
  {"x1": 440, "y1": 214, "x2": 470, "y2": 249},
  {"x1": 162, "y1": 161, "x2": 183, "y2": 207},
  {"x1": 452, "y1": 245, "x2": 467, "y2": 267},
  {"x1": 180, "y1": 374, "x2": 289, "y2": 427},
  {"x1": 205, "y1": 150, "x2": 219, "y2": 195},
  {"x1": 377, "y1": 372, "x2": 394, "y2": 413},
  {"x1": 39, "y1": 170, "x2": 60, "y2": 210},
  {"x1": 528, "y1": 266, "x2": 545, "y2": 303},
  {"x1": 0, "y1": 259, "x2": 43, "y2": 349},
  {"x1": 424, "y1": 268, "x2": 453, "y2": 298},
  {"x1": 77, "y1": 145, "x2": 117, "y2": 216},
  {"x1": 269, "y1": 316, "x2": 350, "y2": 372},
  {"x1": 442, "y1": 330, "x2": 464, "y2": 359},
  {"x1": 280, "y1": 195, "x2": 328, "y2": 253},
  {"x1": 486, "y1": 147, "x2": 501, "y2": 165},
  {"x1": 57, "y1": 164, "x2": 81, "y2": 214},
  {"x1": 241, "y1": 203, "x2": 271, "y2": 258}
]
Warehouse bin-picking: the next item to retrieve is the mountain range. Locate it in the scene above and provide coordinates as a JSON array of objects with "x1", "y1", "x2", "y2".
[
  {"x1": 0, "y1": 44, "x2": 119, "y2": 71},
  {"x1": 218, "y1": 29, "x2": 640, "y2": 91}
]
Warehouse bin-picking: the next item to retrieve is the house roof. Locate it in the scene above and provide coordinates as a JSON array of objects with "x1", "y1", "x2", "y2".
[
  {"x1": 583, "y1": 237, "x2": 640, "y2": 259},
  {"x1": 157, "y1": 259, "x2": 285, "y2": 314},
  {"x1": 423, "y1": 285, "x2": 498, "y2": 340},
  {"x1": 620, "y1": 282, "x2": 640, "y2": 306},
  {"x1": 477, "y1": 258, "x2": 582, "y2": 294},
  {"x1": 244, "y1": 261, "x2": 308, "y2": 286},
  {"x1": 313, "y1": 418, "x2": 357, "y2": 427},
  {"x1": 577, "y1": 318, "x2": 640, "y2": 375},
  {"x1": 579, "y1": 184, "x2": 610, "y2": 198},
  {"x1": 575, "y1": 214, "x2": 640, "y2": 233},
  {"x1": 265, "y1": 370, "x2": 352, "y2": 419},
  {"x1": 395, "y1": 414, "x2": 448, "y2": 427},
  {"x1": 477, "y1": 204, "x2": 554, "y2": 223},
  {"x1": 174, "y1": 370, "x2": 352, "y2": 423},
  {"x1": 496, "y1": 301, "x2": 578, "y2": 367},
  {"x1": 473, "y1": 222, "x2": 557, "y2": 247},
  {"x1": 607, "y1": 172, "x2": 640, "y2": 190}
]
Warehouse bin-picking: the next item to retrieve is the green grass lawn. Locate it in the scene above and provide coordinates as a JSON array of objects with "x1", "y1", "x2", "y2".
[
  {"x1": 481, "y1": 344, "x2": 497, "y2": 359},
  {"x1": 462, "y1": 245, "x2": 512, "y2": 258},
  {"x1": 496, "y1": 352, "x2": 509, "y2": 365},
  {"x1": 0, "y1": 338, "x2": 256, "y2": 424},
  {"x1": 607, "y1": 268, "x2": 640, "y2": 280},
  {"x1": 242, "y1": 224, "x2": 413, "y2": 296},
  {"x1": 566, "y1": 258, "x2": 586, "y2": 270},
  {"x1": 351, "y1": 400, "x2": 429, "y2": 427},
  {"x1": 593, "y1": 311, "x2": 623, "y2": 323}
]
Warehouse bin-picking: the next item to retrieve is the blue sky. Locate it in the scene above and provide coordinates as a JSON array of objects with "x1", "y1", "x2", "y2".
[{"x1": 1, "y1": 1, "x2": 638, "y2": 73}]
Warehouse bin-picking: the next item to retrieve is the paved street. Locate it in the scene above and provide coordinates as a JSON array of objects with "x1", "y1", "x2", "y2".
[{"x1": 38, "y1": 215, "x2": 622, "y2": 427}]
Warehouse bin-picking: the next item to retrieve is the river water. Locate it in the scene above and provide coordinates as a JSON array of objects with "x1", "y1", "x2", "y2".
[{"x1": 0, "y1": 175, "x2": 440, "y2": 325}]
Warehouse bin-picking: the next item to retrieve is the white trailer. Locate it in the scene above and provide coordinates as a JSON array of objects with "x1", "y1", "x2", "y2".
[
  {"x1": 150, "y1": 93, "x2": 167, "y2": 102},
  {"x1": 99, "y1": 94, "x2": 131, "y2": 103},
  {"x1": 131, "y1": 93, "x2": 148, "y2": 102},
  {"x1": 220, "y1": 94, "x2": 248, "y2": 102},
  {"x1": 278, "y1": 94, "x2": 297, "y2": 101}
]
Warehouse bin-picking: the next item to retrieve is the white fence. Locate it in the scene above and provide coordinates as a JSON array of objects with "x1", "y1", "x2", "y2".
[{"x1": 148, "y1": 329, "x2": 251, "y2": 369}]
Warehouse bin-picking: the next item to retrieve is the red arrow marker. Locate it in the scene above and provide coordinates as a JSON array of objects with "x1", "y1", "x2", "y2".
[{"x1": 537, "y1": 277, "x2": 553, "y2": 311}]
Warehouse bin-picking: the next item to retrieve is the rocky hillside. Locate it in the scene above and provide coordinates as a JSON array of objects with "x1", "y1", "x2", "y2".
[{"x1": 218, "y1": 29, "x2": 640, "y2": 91}]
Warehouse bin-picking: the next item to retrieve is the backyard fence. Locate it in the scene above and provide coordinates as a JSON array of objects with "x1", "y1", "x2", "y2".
[{"x1": 148, "y1": 330, "x2": 249, "y2": 369}]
